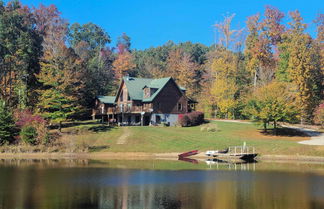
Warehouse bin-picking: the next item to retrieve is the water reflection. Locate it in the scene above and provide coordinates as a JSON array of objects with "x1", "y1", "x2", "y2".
[
  {"x1": 0, "y1": 159, "x2": 323, "y2": 209},
  {"x1": 205, "y1": 158, "x2": 257, "y2": 171}
]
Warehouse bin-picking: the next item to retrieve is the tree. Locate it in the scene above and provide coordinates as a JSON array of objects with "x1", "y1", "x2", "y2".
[
  {"x1": 0, "y1": 100, "x2": 16, "y2": 144},
  {"x1": 314, "y1": 13, "x2": 324, "y2": 87},
  {"x1": 213, "y1": 13, "x2": 243, "y2": 51},
  {"x1": 69, "y1": 23, "x2": 110, "y2": 55},
  {"x1": 203, "y1": 46, "x2": 242, "y2": 118},
  {"x1": 68, "y1": 22, "x2": 114, "y2": 108},
  {"x1": 0, "y1": 1, "x2": 42, "y2": 108},
  {"x1": 117, "y1": 32, "x2": 131, "y2": 52},
  {"x1": 36, "y1": 7, "x2": 83, "y2": 131},
  {"x1": 112, "y1": 44, "x2": 136, "y2": 80},
  {"x1": 210, "y1": 78, "x2": 238, "y2": 118},
  {"x1": 244, "y1": 14, "x2": 261, "y2": 86},
  {"x1": 165, "y1": 48, "x2": 198, "y2": 97},
  {"x1": 36, "y1": 47, "x2": 83, "y2": 131},
  {"x1": 244, "y1": 82, "x2": 297, "y2": 133},
  {"x1": 314, "y1": 102, "x2": 324, "y2": 127},
  {"x1": 245, "y1": 6, "x2": 285, "y2": 86},
  {"x1": 286, "y1": 10, "x2": 322, "y2": 123}
]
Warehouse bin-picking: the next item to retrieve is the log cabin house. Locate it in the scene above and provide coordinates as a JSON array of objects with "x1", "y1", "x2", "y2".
[{"x1": 92, "y1": 76, "x2": 197, "y2": 126}]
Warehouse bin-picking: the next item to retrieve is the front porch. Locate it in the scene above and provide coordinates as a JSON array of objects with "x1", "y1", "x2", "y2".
[{"x1": 93, "y1": 112, "x2": 152, "y2": 126}]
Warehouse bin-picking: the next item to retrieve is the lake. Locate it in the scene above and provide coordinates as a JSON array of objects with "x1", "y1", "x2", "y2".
[{"x1": 0, "y1": 159, "x2": 323, "y2": 209}]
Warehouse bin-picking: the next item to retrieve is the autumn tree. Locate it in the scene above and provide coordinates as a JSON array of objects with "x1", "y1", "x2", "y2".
[
  {"x1": 210, "y1": 78, "x2": 238, "y2": 118},
  {"x1": 314, "y1": 13, "x2": 324, "y2": 85},
  {"x1": 244, "y1": 82, "x2": 297, "y2": 133},
  {"x1": 0, "y1": 1, "x2": 42, "y2": 108},
  {"x1": 314, "y1": 102, "x2": 324, "y2": 127},
  {"x1": 112, "y1": 44, "x2": 136, "y2": 80},
  {"x1": 245, "y1": 6, "x2": 285, "y2": 86},
  {"x1": 285, "y1": 10, "x2": 322, "y2": 123},
  {"x1": 36, "y1": 6, "x2": 83, "y2": 131},
  {"x1": 165, "y1": 48, "x2": 198, "y2": 97},
  {"x1": 205, "y1": 13, "x2": 244, "y2": 118}
]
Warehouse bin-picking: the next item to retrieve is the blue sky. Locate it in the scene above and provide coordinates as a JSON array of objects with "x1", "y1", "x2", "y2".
[{"x1": 18, "y1": 0, "x2": 323, "y2": 50}]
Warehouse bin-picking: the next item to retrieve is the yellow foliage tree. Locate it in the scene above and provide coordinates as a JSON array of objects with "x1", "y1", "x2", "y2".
[
  {"x1": 210, "y1": 78, "x2": 238, "y2": 119},
  {"x1": 244, "y1": 81, "x2": 297, "y2": 133},
  {"x1": 286, "y1": 11, "x2": 322, "y2": 123}
]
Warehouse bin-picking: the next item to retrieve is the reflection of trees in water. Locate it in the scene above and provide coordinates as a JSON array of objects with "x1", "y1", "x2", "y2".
[
  {"x1": 0, "y1": 165, "x2": 324, "y2": 209},
  {"x1": 0, "y1": 158, "x2": 89, "y2": 168}
]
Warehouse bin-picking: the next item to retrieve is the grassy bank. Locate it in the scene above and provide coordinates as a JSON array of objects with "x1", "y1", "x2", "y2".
[{"x1": 56, "y1": 120, "x2": 324, "y2": 157}]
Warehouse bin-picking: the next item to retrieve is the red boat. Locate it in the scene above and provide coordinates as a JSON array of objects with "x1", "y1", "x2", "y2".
[{"x1": 178, "y1": 150, "x2": 199, "y2": 158}]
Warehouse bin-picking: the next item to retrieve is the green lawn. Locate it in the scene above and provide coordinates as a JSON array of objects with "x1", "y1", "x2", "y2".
[{"x1": 60, "y1": 120, "x2": 324, "y2": 156}]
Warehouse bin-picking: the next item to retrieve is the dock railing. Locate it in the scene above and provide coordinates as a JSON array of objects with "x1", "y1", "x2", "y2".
[{"x1": 228, "y1": 146, "x2": 256, "y2": 156}]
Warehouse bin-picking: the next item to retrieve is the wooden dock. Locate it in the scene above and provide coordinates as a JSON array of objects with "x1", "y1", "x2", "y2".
[{"x1": 206, "y1": 145, "x2": 258, "y2": 161}]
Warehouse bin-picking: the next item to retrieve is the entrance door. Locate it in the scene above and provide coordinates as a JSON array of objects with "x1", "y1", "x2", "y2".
[{"x1": 156, "y1": 115, "x2": 161, "y2": 124}]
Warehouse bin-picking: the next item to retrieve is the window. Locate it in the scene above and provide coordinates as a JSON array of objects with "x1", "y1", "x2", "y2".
[
  {"x1": 144, "y1": 87, "x2": 150, "y2": 98},
  {"x1": 178, "y1": 103, "x2": 183, "y2": 111},
  {"x1": 120, "y1": 91, "x2": 123, "y2": 102}
]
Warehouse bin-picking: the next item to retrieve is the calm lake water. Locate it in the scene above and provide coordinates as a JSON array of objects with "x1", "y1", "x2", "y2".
[{"x1": 0, "y1": 159, "x2": 323, "y2": 209}]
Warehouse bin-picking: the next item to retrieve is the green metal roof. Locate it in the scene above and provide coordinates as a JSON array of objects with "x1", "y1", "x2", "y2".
[
  {"x1": 97, "y1": 96, "x2": 116, "y2": 104},
  {"x1": 123, "y1": 76, "x2": 179, "y2": 102}
]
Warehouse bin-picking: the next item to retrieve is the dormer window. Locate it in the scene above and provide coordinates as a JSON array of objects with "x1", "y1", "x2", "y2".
[{"x1": 144, "y1": 87, "x2": 150, "y2": 98}]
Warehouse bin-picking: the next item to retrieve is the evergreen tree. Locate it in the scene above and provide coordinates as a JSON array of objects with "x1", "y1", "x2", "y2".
[{"x1": 0, "y1": 100, "x2": 16, "y2": 144}]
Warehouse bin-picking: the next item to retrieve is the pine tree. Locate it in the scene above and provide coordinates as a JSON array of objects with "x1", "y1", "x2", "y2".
[
  {"x1": 0, "y1": 100, "x2": 16, "y2": 144},
  {"x1": 36, "y1": 10, "x2": 83, "y2": 131}
]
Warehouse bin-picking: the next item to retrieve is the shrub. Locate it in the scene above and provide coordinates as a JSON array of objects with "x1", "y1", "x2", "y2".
[
  {"x1": 188, "y1": 111, "x2": 204, "y2": 126},
  {"x1": 15, "y1": 109, "x2": 48, "y2": 144},
  {"x1": 178, "y1": 111, "x2": 204, "y2": 127},
  {"x1": 178, "y1": 114, "x2": 190, "y2": 127},
  {"x1": 200, "y1": 123, "x2": 218, "y2": 132},
  {"x1": 314, "y1": 102, "x2": 324, "y2": 127},
  {"x1": 20, "y1": 126, "x2": 38, "y2": 145}
]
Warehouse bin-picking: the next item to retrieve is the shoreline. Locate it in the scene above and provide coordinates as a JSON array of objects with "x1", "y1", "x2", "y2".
[{"x1": 0, "y1": 152, "x2": 324, "y2": 163}]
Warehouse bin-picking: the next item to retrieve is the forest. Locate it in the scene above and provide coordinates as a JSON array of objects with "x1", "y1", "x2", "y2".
[{"x1": 0, "y1": 0, "x2": 323, "y2": 145}]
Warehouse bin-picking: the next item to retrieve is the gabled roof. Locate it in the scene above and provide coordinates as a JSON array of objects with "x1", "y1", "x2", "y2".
[
  {"x1": 114, "y1": 76, "x2": 186, "y2": 103},
  {"x1": 97, "y1": 96, "x2": 116, "y2": 104},
  {"x1": 120, "y1": 76, "x2": 176, "y2": 102}
]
